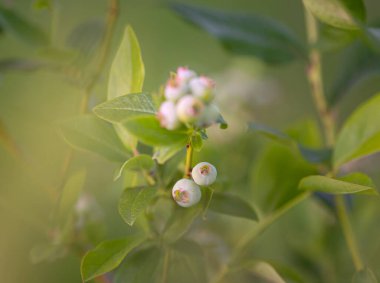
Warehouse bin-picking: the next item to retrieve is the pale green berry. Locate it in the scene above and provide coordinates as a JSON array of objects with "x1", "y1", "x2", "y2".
[
  {"x1": 196, "y1": 103, "x2": 220, "y2": 128},
  {"x1": 189, "y1": 76, "x2": 215, "y2": 102},
  {"x1": 172, "y1": 178, "x2": 201, "y2": 207},
  {"x1": 192, "y1": 162, "x2": 217, "y2": 186},
  {"x1": 176, "y1": 95, "x2": 205, "y2": 123},
  {"x1": 157, "y1": 101, "x2": 180, "y2": 130}
]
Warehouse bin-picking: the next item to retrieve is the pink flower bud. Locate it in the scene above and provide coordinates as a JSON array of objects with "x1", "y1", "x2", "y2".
[
  {"x1": 172, "y1": 178, "x2": 201, "y2": 207},
  {"x1": 189, "y1": 76, "x2": 215, "y2": 102},
  {"x1": 192, "y1": 162, "x2": 217, "y2": 186},
  {"x1": 176, "y1": 95, "x2": 205, "y2": 123},
  {"x1": 157, "y1": 101, "x2": 180, "y2": 130},
  {"x1": 164, "y1": 77, "x2": 187, "y2": 101},
  {"x1": 177, "y1": 66, "x2": 196, "y2": 83}
]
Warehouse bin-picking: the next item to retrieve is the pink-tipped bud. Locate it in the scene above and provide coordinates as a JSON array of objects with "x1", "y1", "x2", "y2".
[
  {"x1": 176, "y1": 66, "x2": 196, "y2": 83},
  {"x1": 176, "y1": 95, "x2": 205, "y2": 123},
  {"x1": 172, "y1": 178, "x2": 201, "y2": 207},
  {"x1": 164, "y1": 77, "x2": 188, "y2": 101},
  {"x1": 157, "y1": 101, "x2": 180, "y2": 130},
  {"x1": 192, "y1": 162, "x2": 217, "y2": 186},
  {"x1": 189, "y1": 76, "x2": 215, "y2": 102}
]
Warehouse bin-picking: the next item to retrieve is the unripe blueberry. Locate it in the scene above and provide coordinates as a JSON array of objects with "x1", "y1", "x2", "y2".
[
  {"x1": 192, "y1": 162, "x2": 217, "y2": 186},
  {"x1": 157, "y1": 101, "x2": 180, "y2": 130},
  {"x1": 176, "y1": 66, "x2": 196, "y2": 83},
  {"x1": 172, "y1": 178, "x2": 201, "y2": 207},
  {"x1": 196, "y1": 103, "x2": 220, "y2": 128},
  {"x1": 189, "y1": 76, "x2": 215, "y2": 102},
  {"x1": 164, "y1": 77, "x2": 188, "y2": 101},
  {"x1": 176, "y1": 95, "x2": 205, "y2": 123}
]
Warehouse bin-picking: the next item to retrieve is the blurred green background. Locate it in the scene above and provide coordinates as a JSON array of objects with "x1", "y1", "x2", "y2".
[{"x1": 1, "y1": 0, "x2": 380, "y2": 282}]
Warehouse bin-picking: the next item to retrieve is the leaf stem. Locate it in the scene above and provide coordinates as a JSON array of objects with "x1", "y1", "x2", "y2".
[
  {"x1": 304, "y1": 9, "x2": 364, "y2": 272},
  {"x1": 184, "y1": 143, "x2": 193, "y2": 178},
  {"x1": 335, "y1": 195, "x2": 364, "y2": 271}
]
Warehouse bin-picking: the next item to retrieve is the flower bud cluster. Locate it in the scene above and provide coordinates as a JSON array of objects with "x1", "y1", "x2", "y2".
[
  {"x1": 158, "y1": 67, "x2": 220, "y2": 130},
  {"x1": 172, "y1": 162, "x2": 217, "y2": 207}
]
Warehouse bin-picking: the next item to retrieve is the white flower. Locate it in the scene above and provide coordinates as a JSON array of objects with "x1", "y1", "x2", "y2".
[
  {"x1": 192, "y1": 162, "x2": 217, "y2": 186},
  {"x1": 196, "y1": 103, "x2": 220, "y2": 128},
  {"x1": 164, "y1": 77, "x2": 188, "y2": 101},
  {"x1": 189, "y1": 76, "x2": 215, "y2": 102},
  {"x1": 172, "y1": 178, "x2": 201, "y2": 207},
  {"x1": 176, "y1": 95, "x2": 205, "y2": 123},
  {"x1": 176, "y1": 66, "x2": 196, "y2": 83},
  {"x1": 157, "y1": 101, "x2": 180, "y2": 130}
]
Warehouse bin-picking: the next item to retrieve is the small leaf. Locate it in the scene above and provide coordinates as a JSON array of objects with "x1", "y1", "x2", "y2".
[
  {"x1": 114, "y1": 155, "x2": 155, "y2": 181},
  {"x1": 247, "y1": 261, "x2": 286, "y2": 283},
  {"x1": 302, "y1": 0, "x2": 366, "y2": 30},
  {"x1": 122, "y1": 115, "x2": 188, "y2": 147},
  {"x1": 171, "y1": 3, "x2": 306, "y2": 65},
  {"x1": 108, "y1": 25, "x2": 145, "y2": 100},
  {"x1": 57, "y1": 169, "x2": 86, "y2": 223},
  {"x1": 58, "y1": 115, "x2": 130, "y2": 162},
  {"x1": 209, "y1": 192, "x2": 258, "y2": 221},
  {"x1": 299, "y1": 175, "x2": 378, "y2": 195},
  {"x1": 191, "y1": 133, "x2": 203, "y2": 152},
  {"x1": 352, "y1": 267, "x2": 378, "y2": 283},
  {"x1": 0, "y1": 5, "x2": 48, "y2": 46},
  {"x1": 338, "y1": 172, "x2": 376, "y2": 188},
  {"x1": 81, "y1": 236, "x2": 145, "y2": 282},
  {"x1": 163, "y1": 205, "x2": 201, "y2": 243},
  {"x1": 118, "y1": 187, "x2": 157, "y2": 226},
  {"x1": 334, "y1": 93, "x2": 380, "y2": 168},
  {"x1": 248, "y1": 122, "x2": 331, "y2": 164},
  {"x1": 153, "y1": 142, "x2": 185, "y2": 164},
  {"x1": 216, "y1": 113, "x2": 228, "y2": 129},
  {"x1": 93, "y1": 93, "x2": 156, "y2": 124}
]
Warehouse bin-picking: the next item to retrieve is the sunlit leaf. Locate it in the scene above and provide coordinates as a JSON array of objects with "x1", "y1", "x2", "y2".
[
  {"x1": 58, "y1": 115, "x2": 130, "y2": 162},
  {"x1": 114, "y1": 155, "x2": 155, "y2": 181},
  {"x1": 118, "y1": 187, "x2": 157, "y2": 226},
  {"x1": 172, "y1": 3, "x2": 306, "y2": 64},
  {"x1": 93, "y1": 92, "x2": 156, "y2": 124},
  {"x1": 122, "y1": 115, "x2": 188, "y2": 147},
  {"x1": 299, "y1": 175, "x2": 378, "y2": 195},
  {"x1": 302, "y1": 0, "x2": 366, "y2": 30},
  {"x1": 209, "y1": 192, "x2": 258, "y2": 221},
  {"x1": 108, "y1": 25, "x2": 145, "y2": 100},
  {"x1": 81, "y1": 236, "x2": 145, "y2": 282},
  {"x1": 0, "y1": 4, "x2": 48, "y2": 45},
  {"x1": 334, "y1": 93, "x2": 380, "y2": 168}
]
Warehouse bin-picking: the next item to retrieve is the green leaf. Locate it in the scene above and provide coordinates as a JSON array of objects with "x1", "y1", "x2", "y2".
[
  {"x1": 191, "y1": 133, "x2": 203, "y2": 152},
  {"x1": 57, "y1": 169, "x2": 86, "y2": 222},
  {"x1": 163, "y1": 205, "x2": 201, "y2": 243},
  {"x1": 118, "y1": 187, "x2": 157, "y2": 226},
  {"x1": 338, "y1": 172, "x2": 376, "y2": 188},
  {"x1": 108, "y1": 25, "x2": 145, "y2": 100},
  {"x1": 248, "y1": 122, "x2": 331, "y2": 164},
  {"x1": 153, "y1": 142, "x2": 185, "y2": 164},
  {"x1": 33, "y1": 0, "x2": 51, "y2": 10},
  {"x1": 216, "y1": 113, "x2": 228, "y2": 129},
  {"x1": 246, "y1": 261, "x2": 286, "y2": 283},
  {"x1": 0, "y1": 5, "x2": 48, "y2": 46},
  {"x1": 328, "y1": 42, "x2": 380, "y2": 105},
  {"x1": 81, "y1": 236, "x2": 145, "y2": 282},
  {"x1": 122, "y1": 115, "x2": 188, "y2": 147},
  {"x1": 299, "y1": 175, "x2": 378, "y2": 195},
  {"x1": 171, "y1": 3, "x2": 306, "y2": 65},
  {"x1": 209, "y1": 192, "x2": 258, "y2": 221},
  {"x1": 93, "y1": 92, "x2": 156, "y2": 124},
  {"x1": 114, "y1": 154, "x2": 155, "y2": 181},
  {"x1": 352, "y1": 267, "x2": 378, "y2": 283},
  {"x1": 302, "y1": 0, "x2": 366, "y2": 30},
  {"x1": 334, "y1": 93, "x2": 380, "y2": 168},
  {"x1": 58, "y1": 115, "x2": 130, "y2": 162},
  {"x1": 201, "y1": 187, "x2": 214, "y2": 219}
]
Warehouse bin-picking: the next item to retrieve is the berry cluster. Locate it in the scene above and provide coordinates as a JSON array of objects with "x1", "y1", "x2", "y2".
[
  {"x1": 158, "y1": 67, "x2": 220, "y2": 130},
  {"x1": 172, "y1": 162, "x2": 217, "y2": 207}
]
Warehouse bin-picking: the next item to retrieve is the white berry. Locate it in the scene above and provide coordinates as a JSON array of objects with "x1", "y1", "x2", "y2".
[
  {"x1": 192, "y1": 162, "x2": 217, "y2": 186},
  {"x1": 176, "y1": 95, "x2": 204, "y2": 123},
  {"x1": 157, "y1": 101, "x2": 180, "y2": 130},
  {"x1": 189, "y1": 76, "x2": 215, "y2": 102},
  {"x1": 172, "y1": 178, "x2": 201, "y2": 207}
]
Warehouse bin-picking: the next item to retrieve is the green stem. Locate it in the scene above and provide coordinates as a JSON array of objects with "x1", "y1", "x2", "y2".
[
  {"x1": 184, "y1": 143, "x2": 193, "y2": 178},
  {"x1": 161, "y1": 248, "x2": 170, "y2": 283},
  {"x1": 304, "y1": 9, "x2": 364, "y2": 272},
  {"x1": 335, "y1": 195, "x2": 364, "y2": 271}
]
